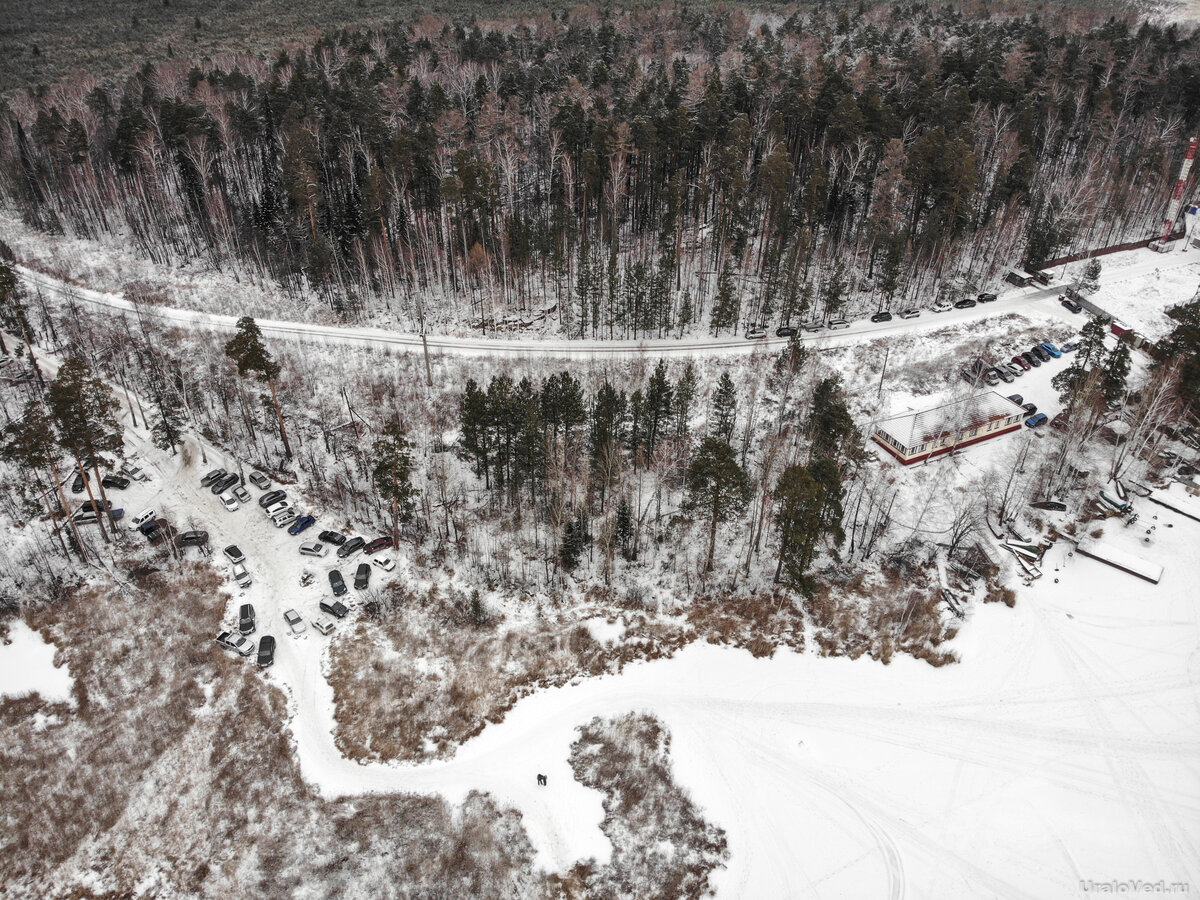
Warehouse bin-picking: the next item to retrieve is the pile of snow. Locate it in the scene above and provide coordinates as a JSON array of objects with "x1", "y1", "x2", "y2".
[
  {"x1": 0, "y1": 620, "x2": 74, "y2": 704},
  {"x1": 583, "y1": 617, "x2": 626, "y2": 645}
]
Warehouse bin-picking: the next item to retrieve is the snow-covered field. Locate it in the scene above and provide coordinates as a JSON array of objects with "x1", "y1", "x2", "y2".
[
  {"x1": 0, "y1": 619, "x2": 73, "y2": 704},
  {"x1": 1069, "y1": 246, "x2": 1200, "y2": 341}
]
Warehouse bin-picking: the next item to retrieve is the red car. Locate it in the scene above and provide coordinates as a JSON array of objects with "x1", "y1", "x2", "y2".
[
  {"x1": 1011, "y1": 355, "x2": 1032, "y2": 371},
  {"x1": 363, "y1": 536, "x2": 394, "y2": 554}
]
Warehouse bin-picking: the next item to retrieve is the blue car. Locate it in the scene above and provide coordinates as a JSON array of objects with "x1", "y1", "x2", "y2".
[
  {"x1": 1025, "y1": 413, "x2": 1049, "y2": 428},
  {"x1": 288, "y1": 514, "x2": 316, "y2": 536},
  {"x1": 1040, "y1": 341, "x2": 1062, "y2": 359}
]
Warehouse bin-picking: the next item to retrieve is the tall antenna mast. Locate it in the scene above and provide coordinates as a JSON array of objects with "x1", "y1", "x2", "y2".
[{"x1": 1152, "y1": 136, "x2": 1198, "y2": 252}]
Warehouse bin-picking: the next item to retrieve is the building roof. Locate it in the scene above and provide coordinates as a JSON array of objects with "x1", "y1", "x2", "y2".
[{"x1": 875, "y1": 392, "x2": 1025, "y2": 450}]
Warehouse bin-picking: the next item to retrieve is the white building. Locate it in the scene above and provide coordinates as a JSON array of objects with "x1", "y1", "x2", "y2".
[{"x1": 872, "y1": 392, "x2": 1026, "y2": 465}]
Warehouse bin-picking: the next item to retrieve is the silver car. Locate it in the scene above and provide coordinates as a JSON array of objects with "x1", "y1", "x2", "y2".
[{"x1": 284, "y1": 609, "x2": 306, "y2": 635}]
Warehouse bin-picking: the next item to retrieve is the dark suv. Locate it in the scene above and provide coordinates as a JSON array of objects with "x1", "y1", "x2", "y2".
[
  {"x1": 363, "y1": 536, "x2": 393, "y2": 554},
  {"x1": 336, "y1": 536, "x2": 366, "y2": 559},
  {"x1": 212, "y1": 473, "x2": 241, "y2": 495},
  {"x1": 318, "y1": 530, "x2": 346, "y2": 546},
  {"x1": 320, "y1": 599, "x2": 349, "y2": 619},
  {"x1": 977, "y1": 292, "x2": 998, "y2": 303},
  {"x1": 239, "y1": 603, "x2": 256, "y2": 635},
  {"x1": 258, "y1": 489, "x2": 286, "y2": 508},
  {"x1": 200, "y1": 468, "x2": 226, "y2": 487},
  {"x1": 176, "y1": 530, "x2": 209, "y2": 548},
  {"x1": 256, "y1": 635, "x2": 276, "y2": 667},
  {"x1": 354, "y1": 563, "x2": 371, "y2": 590},
  {"x1": 328, "y1": 570, "x2": 347, "y2": 596}
]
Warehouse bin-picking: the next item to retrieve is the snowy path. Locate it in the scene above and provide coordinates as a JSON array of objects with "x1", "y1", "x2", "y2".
[{"x1": 14, "y1": 263, "x2": 1130, "y2": 359}]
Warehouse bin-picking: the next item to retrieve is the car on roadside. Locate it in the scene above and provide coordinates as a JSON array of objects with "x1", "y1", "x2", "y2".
[
  {"x1": 288, "y1": 515, "x2": 317, "y2": 536},
  {"x1": 1021, "y1": 403, "x2": 1038, "y2": 416},
  {"x1": 977, "y1": 292, "x2": 998, "y2": 303},
  {"x1": 284, "y1": 609, "x2": 306, "y2": 635},
  {"x1": 256, "y1": 635, "x2": 276, "y2": 667},
  {"x1": 176, "y1": 530, "x2": 209, "y2": 548},
  {"x1": 220, "y1": 493, "x2": 240, "y2": 512},
  {"x1": 827, "y1": 318, "x2": 851, "y2": 330},
  {"x1": 320, "y1": 599, "x2": 349, "y2": 619},
  {"x1": 745, "y1": 328, "x2": 767, "y2": 340},
  {"x1": 70, "y1": 470, "x2": 88, "y2": 493},
  {"x1": 354, "y1": 563, "x2": 371, "y2": 590},
  {"x1": 248, "y1": 471, "x2": 271, "y2": 490},
  {"x1": 223, "y1": 544, "x2": 245, "y2": 564},
  {"x1": 931, "y1": 299, "x2": 953, "y2": 313},
  {"x1": 328, "y1": 570, "x2": 347, "y2": 596},
  {"x1": 232, "y1": 562, "x2": 252, "y2": 588},
  {"x1": 318, "y1": 530, "x2": 346, "y2": 546},
  {"x1": 336, "y1": 536, "x2": 366, "y2": 559},
  {"x1": 775, "y1": 325, "x2": 797, "y2": 337},
  {"x1": 870, "y1": 311, "x2": 893, "y2": 323},
  {"x1": 1032, "y1": 271, "x2": 1052, "y2": 286},
  {"x1": 238, "y1": 603, "x2": 255, "y2": 635},
  {"x1": 299, "y1": 540, "x2": 327, "y2": 558},
  {"x1": 312, "y1": 618, "x2": 335, "y2": 635},
  {"x1": 233, "y1": 485, "x2": 252, "y2": 504},
  {"x1": 258, "y1": 490, "x2": 286, "y2": 509},
  {"x1": 364, "y1": 536, "x2": 393, "y2": 555},
  {"x1": 264, "y1": 499, "x2": 291, "y2": 517},
  {"x1": 272, "y1": 509, "x2": 298, "y2": 528},
  {"x1": 101, "y1": 473, "x2": 130, "y2": 490},
  {"x1": 1007, "y1": 394, "x2": 1023, "y2": 406},
  {"x1": 897, "y1": 307, "x2": 921, "y2": 319},
  {"x1": 1061, "y1": 297, "x2": 1083, "y2": 314},
  {"x1": 1011, "y1": 355, "x2": 1032, "y2": 371},
  {"x1": 1025, "y1": 413, "x2": 1049, "y2": 428},
  {"x1": 1022, "y1": 351, "x2": 1042, "y2": 368},
  {"x1": 372, "y1": 555, "x2": 395, "y2": 572},
  {"x1": 216, "y1": 630, "x2": 254, "y2": 657},
  {"x1": 800, "y1": 320, "x2": 824, "y2": 332},
  {"x1": 1040, "y1": 341, "x2": 1062, "y2": 358},
  {"x1": 954, "y1": 298, "x2": 977, "y2": 309},
  {"x1": 200, "y1": 468, "x2": 226, "y2": 488}
]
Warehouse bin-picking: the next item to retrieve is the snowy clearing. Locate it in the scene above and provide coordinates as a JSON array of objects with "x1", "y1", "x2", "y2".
[{"x1": 0, "y1": 619, "x2": 73, "y2": 704}]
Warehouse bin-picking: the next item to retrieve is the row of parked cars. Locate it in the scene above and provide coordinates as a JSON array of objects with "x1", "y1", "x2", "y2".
[{"x1": 747, "y1": 292, "x2": 1009, "y2": 338}]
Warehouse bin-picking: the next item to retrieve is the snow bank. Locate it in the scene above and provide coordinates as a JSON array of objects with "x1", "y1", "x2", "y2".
[
  {"x1": 0, "y1": 620, "x2": 74, "y2": 704},
  {"x1": 583, "y1": 617, "x2": 626, "y2": 645}
]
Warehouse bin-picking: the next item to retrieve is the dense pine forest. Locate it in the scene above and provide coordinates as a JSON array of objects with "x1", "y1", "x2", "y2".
[{"x1": 2, "y1": 3, "x2": 1199, "y2": 335}]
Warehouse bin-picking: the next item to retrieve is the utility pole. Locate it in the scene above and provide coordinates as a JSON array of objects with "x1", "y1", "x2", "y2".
[{"x1": 877, "y1": 346, "x2": 890, "y2": 399}]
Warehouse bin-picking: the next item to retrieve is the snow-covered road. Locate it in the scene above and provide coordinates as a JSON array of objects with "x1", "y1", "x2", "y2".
[{"x1": 15, "y1": 262, "x2": 1138, "y2": 359}]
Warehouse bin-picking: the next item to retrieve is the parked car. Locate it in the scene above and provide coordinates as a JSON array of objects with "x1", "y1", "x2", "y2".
[
  {"x1": 1040, "y1": 341, "x2": 1062, "y2": 358},
  {"x1": 993, "y1": 366, "x2": 1014, "y2": 384},
  {"x1": 897, "y1": 307, "x2": 921, "y2": 319},
  {"x1": 337, "y1": 536, "x2": 366, "y2": 559},
  {"x1": 1031, "y1": 498, "x2": 1067, "y2": 511},
  {"x1": 200, "y1": 468, "x2": 226, "y2": 488},
  {"x1": 232, "y1": 562, "x2": 252, "y2": 588},
  {"x1": 312, "y1": 618, "x2": 335, "y2": 635},
  {"x1": 1022, "y1": 403, "x2": 1038, "y2": 415},
  {"x1": 320, "y1": 599, "x2": 349, "y2": 619},
  {"x1": 130, "y1": 509, "x2": 156, "y2": 530},
  {"x1": 1061, "y1": 297, "x2": 1083, "y2": 314},
  {"x1": 1032, "y1": 271, "x2": 1051, "y2": 286},
  {"x1": 1060, "y1": 341, "x2": 1079, "y2": 354},
  {"x1": 176, "y1": 530, "x2": 209, "y2": 548},
  {"x1": 1031, "y1": 345, "x2": 1051, "y2": 362},
  {"x1": 220, "y1": 493, "x2": 240, "y2": 512},
  {"x1": 870, "y1": 311, "x2": 893, "y2": 323},
  {"x1": 364, "y1": 536, "x2": 393, "y2": 555},
  {"x1": 745, "y1": 328, "x2": 767, "y2": 340},
  {"x1": 248, "y1": 471, "x2": 271, "y2": 490},
  {"x1": 238, "y1": 603, "x2": 256, "y2": 635},
  {"x1": 70, "y1": 469, "x2": 88, "y2": 493},
  {"x1": 800, "y1": 320, "x2": 824, "y2": 332},
  {"x1": 1007, "y1": 394, "x2": 1023, "y2": 406},
  {"x1": 216, "y1": 630, "x2": 255, "y2": 657},
  {"x1": 77, "y1": 498, "x2": 113, "y2": 514},
  {"x1": 233, "y1": 485, "x2": 252, "y2": 504},
  {"x1": 272, "y1": 509, "x2": 298, "y2": 528},
  {"x1": 318, "y1": 530, "x2": 346, "y2": 546},
  {"x1": 775, "y1": 325, "x2": 797, "y2": 337},
  {"x1": 372, "y1": 555, "x2": 395, "y2": 572},
  {"x1": 75, "y1": 506, "x2": 124, "y2": 524},
  {"x1": 223, "y1": 544, "x2": 245, "y2": 564},
  {"x1": 120, "y1": 461, "x2": 148, "y2": 481},
  {"x1": 212, "y1": 473, "x2": 240, "y2": 495},
  {"x1": 284, "y1": 609, "x2": 306, "y2": 635},
  {"x1": 931, "y1": 299, "x2": 953, "y2": 313},
  {"x1": 954, "y1": 298, "x2": 977, "y2": 309},
  {"x1": 983, "y1": 369, "x2": 1001, "y2": 386},
  {"x1": 264, "y1": 499, "x2": 291, "y2": 517},
  {"x1": 258, "y1": 489, "x2": 286, "y2": 508},
  {"x1": 328, "y1": 570, "x2": 347, "y2": 596},
  {"x1": 1050, "y1": 412, "x2": 1070, "y2": 430},
  {"x1": 146, "y1": 520, "x2": 177, "y2": 546},
  {"x1": 300, "y1": 540, "x2": 327, "y2": 558},
  {"x1": 977, "y1": 292, "x2": 998, "y2": 303},
  {"x1": 1011, "y1": 355, "x2": 1032, "y2": 371},
  {"x1": 288, "y1": 515, "x2": 317, "y2": 535},
  {"x1": 101, "y1": 473, "x2": 130, "y2": 490},
  {"x1": 1025, "y1": 413, "x2": 1049, "y2": 428},
  {"x1": 354, "y1": 563, "x2": 371, "y2": 590},
  {"x1": 1004, "y1": 363, "x2": 1024, "y2": 379},
  {"x1": 826, "y1": 318, "x2": 851, "y2": 330},
  {"x1": 256, "y1": 635, "x2": 276, "y2": 667},
  {"x1": 1022, "y1": 351, "x2": 1042, "y2": 368}
]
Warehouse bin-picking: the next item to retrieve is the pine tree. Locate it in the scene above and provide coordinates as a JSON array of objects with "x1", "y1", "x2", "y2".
[
  {"x1": 459, "y1": 378, "x2": 491, "y2": 486},
  {"x1": 1102, "y1": 340, "x2": 1131, "y2": 404},
  {"x1": 644, "y1": 360, "x2": 674, "y2": 455},
  {"x1": 807, "y1": 376, "x2": 857, "y2": 462},
  {"x1": 710, "y1": 261, "x2": 739, "y2": 335},
  {"x1": 685, "y1": 436, "x2": 751, "y2": 572},
  {"x1": 615, "y1": 495, "x2": 635, "y2": 560},
  {"x1": 673, "y1": 361, "x2": 697, "y2": 438},
  {"x1": 774, "y1": 457, "x2": 845, "y2": 591},
  {"x1": 710, "y1": 372, "x2": 737, "y2": 444},
  {"x1": 372, "y1": 416, "x2": 418, "y2": 545},
  {"x1": 224, "y1": 317, "x2": 292, "y2": 459}
]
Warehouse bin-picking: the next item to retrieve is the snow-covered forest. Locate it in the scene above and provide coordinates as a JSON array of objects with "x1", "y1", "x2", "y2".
[{"x1": 3, "y1": 4, "x2": 1200, "y2": 334}]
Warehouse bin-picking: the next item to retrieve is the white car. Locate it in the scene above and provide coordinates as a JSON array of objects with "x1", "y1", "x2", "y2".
[
  {"x1": 120, "y1": 459, "x2": 148, "y2": 481},
  {"x1": 372, "y1": 555, "x2": 395, "y2": 572},
  {"x1": 284, "y1": 609, "x2": 306, "y2": 635},
  {"x1": 220, "y1": 493, "x2": 240, "y2": 512},
  {"x1": 130, "y1": 508, "x2": 156, "y2": 530},
  {"x1": 299, "y1": 541, "x2": 328, "y2": 558},
  {"x1": 898, "y1": 307, "x2": 921, "y2": 319},
  {"x1": 312, "y1": 618, "x2": 335, "y2": 635},
  {"x1": 264, "y1": 500, "x2": 291, "y2": 517},
  {"x1": 272, "y1": 509, "x2": 298, "y2": 528},
  {"x1": 232, "y1": 562, "x2": 252, "y2": 588},
  {"x1": 827, "y1": 318, "x2": 850, "y2": 330},
  {"x1": 223, "y1": 544, "x2": 245, "y2": 564},
  {"x1": 931, "y1": 299, "x2": 953, "y2": 313}
]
